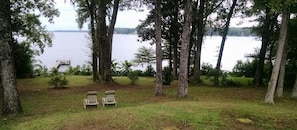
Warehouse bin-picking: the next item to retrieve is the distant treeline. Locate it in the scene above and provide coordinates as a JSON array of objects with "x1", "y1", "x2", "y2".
[
  {"x1": 53, "y1": 28, "x2": 136, "y2": 34},
  {"x1": 54, "y1": 27, "x2": 255, "y2": 36},
  {"x1": 205, "y1": 27, "x2": 256, "y2": 37},
  {"x1": 114, "y1": 27, "x2": 255, "y2": 36},
  {"x1": 114, "y1": 28, "x2": 136, "y2": 34}
]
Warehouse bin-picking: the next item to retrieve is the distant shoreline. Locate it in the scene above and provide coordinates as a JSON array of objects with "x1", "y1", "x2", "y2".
[
  {"x1": 50, "y1": 27, "x2": 137, "y2": 34},
  {"x1": 50, "y1": 30, "x2": 88, "y2": 33},
  {"x1": 50, "y1": 30, "x2": 88, "y2": 32},
  {"x1": 50, "y1": 27, "x2": 256, "y2": 36}
]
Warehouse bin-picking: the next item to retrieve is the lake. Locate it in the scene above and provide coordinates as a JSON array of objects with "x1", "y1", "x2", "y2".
[{"x1": 35, "y1": 32, "x2": 261, "y2": 71}]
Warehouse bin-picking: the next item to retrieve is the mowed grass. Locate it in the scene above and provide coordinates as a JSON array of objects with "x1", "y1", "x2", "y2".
[{"x1": 0, "y1": 76, "x2": 297, "y2": 130}]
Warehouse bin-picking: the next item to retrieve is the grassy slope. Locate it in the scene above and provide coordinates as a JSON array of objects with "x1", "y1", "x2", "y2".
[{"x1": 0, "y1": 76, "x2": 297, "y2": 130}]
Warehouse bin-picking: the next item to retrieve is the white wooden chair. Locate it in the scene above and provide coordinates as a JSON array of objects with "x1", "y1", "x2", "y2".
[
  {"x1": 102, "y1": 90, "x2": 117, "y2": 107},
  {"x1": 83, "y1": 91, "x2": 99, "y2": 109}
]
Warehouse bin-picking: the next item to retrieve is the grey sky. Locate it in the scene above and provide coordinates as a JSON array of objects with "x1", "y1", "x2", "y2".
[
  {"x1": 42, "y1": 1, "x2": 149, "y2": 30},
  {"x1": 42, "y1": 1, "x2": 255, "y2": 30}
]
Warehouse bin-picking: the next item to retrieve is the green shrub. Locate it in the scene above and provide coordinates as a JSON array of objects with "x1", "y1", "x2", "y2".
[
  {"x1": 201, "y1": 63, "x2": 213, "y2": 75},
  {"x1": 80, "y1": 64, "x2": 92, "y2": 76},
  {"x1": 142, "y1": 65, "x2": 155, "y2": 77},
  {"x1": 222, "y1": 78, "x2": 241, "y2": 87},
  {"x1": 65, "y1": 65, "x2": 92, "y2": 76},
  {"x1": 206, "y1": 68, "x2": 221, "y2": 80},
  {"x1": 72, "y1": 65, "x2": 82, "y2": 75},
  {"x1": 48, "y1": 74, "x2": 68, "y2": 88},
  {"x1": 48, "y1": 68, "x2": 68, "y2": 88},
  {"x1": 221, "y1": 73, "x2": 241, "y2": 87},
  {"x1": 163, "y1": 66, "x2": 172, "y2": 85},
  {"x1": 34, "y1": 65, "x2": 49, "y2": 77},
  {"x1": 128, "y1": 71, "x2": 139, "y2": 85},
  {"x1": 133, "y1": 70, "x2": 143, "y2": 76}
]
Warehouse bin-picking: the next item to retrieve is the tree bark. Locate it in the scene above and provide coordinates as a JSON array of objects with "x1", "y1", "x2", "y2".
[
  {"x1": 214, "y1": 0, "x2": 237, "y2": 85},
  {"x1": 104, "y1": 0, "x2": 120, "y2": 83},
  {"x1": 0, "y1": 0, "x2": 22, "y2": 115},
  {"x1": 169, "y1": 35, "x2": 173, "y2": 76},
  {"x1": 172, "y1": 6, "x2": 179, "y2": 80},
  {"x1": 85, "y1": 0, "x2": 99, "y2": 82},
  {"x1": 264, "y1": 8, "x2": 289, "y2": 104},
  {"x1": 292, "y1": 73, "x2": 297, "y2": 98},
  {"x1": 188, "y1": 0, "x2": 198, "y2": 78},
  {"x1": 178, "y1": 0, "x2": 192, "y2": 98},
  {"x1": 253, "y1": 10, "x2": 278, "y2": 87},
  {"x1": 97, "y1": 0, "x2": 117, "y2": 83},
  {"x1": 97, "y1": 0, "x2": 106, "y2": 81},
  {"x1": 276, "y1": 34, "x2": 288, "y2": 98},
  {"x1": 154, "y1": 0, "x2": 163, "y2": 96},
  {"x1": 173, "y1": 36, "x2": 178, "y2": 80},
  {"x1": 193, "y1": 0, "x2": 206, "y2": 84},
  {"x1": 253, "y1": 7, "x2": 271, "y2": 87}
]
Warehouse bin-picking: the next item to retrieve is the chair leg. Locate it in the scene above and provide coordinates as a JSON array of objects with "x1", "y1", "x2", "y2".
[
  {"x1": 102, "y1": 98, "x2": 105, "y2": 107},
  {"x1": 83, "y1": 100, "x2": 86, "y2": 109}
]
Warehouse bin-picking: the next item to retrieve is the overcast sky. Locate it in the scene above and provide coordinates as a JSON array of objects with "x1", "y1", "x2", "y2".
[
  {"x1": 42, "y1": 1, "x2": 255, "y2": 30},
  {"x1": 41, "y1": 1, "x2": 149, "y2": 30}
]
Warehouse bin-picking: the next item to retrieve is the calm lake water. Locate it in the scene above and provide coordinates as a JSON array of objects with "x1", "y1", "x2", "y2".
[{"x1": 35, "y1": 32, "x2": 261, "y2": 71}]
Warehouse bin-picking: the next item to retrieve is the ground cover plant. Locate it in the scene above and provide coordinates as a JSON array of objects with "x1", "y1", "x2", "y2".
[{"x1": 1, "y1": 76, "x2": 297, "y2": 130}]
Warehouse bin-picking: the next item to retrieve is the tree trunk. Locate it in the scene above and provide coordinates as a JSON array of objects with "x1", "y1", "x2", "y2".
[
  {"x1": 188, "y1": 0, "x2": 199, "y2": 78},
  {"x1": 172, "y1": 6, "x2": 179, "y2": 80},
  {"x1": 214, "y1": 0, "x2": 237, "y2": 85},
  {"x1": 193, "y1": 0, "x2": 206, "y2": 84},
  {"x1": 267, "y1": 43, "x2": 274, "y2": 80},
  {"x1": 276, "y1": 35, "x2": 288, "y2": 98},
  {"x1": 0, "y1": 0, "x2": 22, "y2": 115},
  {"x1": 97, "y1": 0, "x2": 114, "y2": 83},
  {"x1": 254, "y1": 11, "x2": 278, "y2": 87},
  {"x1": 85, "y1": 0, "x2": 99, "y2": 82},
  {"x1": 103, "y1": 0, "x2": 120, "y2": 83},
  {"x1": 178, "y1": 0, "x2": 192, "y2": 98},
  {"x1": 169, "y1": 35, "x2": 173, "y2": 76},
  {"x1": 168, "y1": 0, "x2": 179, "y2": 79},
  {"x1": 97, "y1": 1, "x2": 105, "y2": 81},
  {"x1": 173, "y1": 36, "x2": 178, "y2": 80},
  {"x1": 291, "y1": 73, "x2": 297, "y2": 98},
  {"x1": 154, "y1": 0, "x2": 163, "y2": 96},
  {"x1": 264, "y1": 8, "x2": 289, "y2": 104},
  {"x1": 253, "y1": 7, "x2": 271, "y2": 87}
]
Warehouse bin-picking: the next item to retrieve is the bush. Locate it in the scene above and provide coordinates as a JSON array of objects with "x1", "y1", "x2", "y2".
[
  {"x1": 80, "y1": 64, "x2": 92, "y2": 76},
  {"x1": 13, "y1": 42, "x2": 35, "y2": 78},
  {"x1": 48, "y1": 74, "x2": 68, "y2": 88},
  {"x1": 201, "y1": 63, "x2": 213, "y2": 75},
  {"x1": 34, "y1": 65, "x2": 49, "y2": 77},
  {"x1": 71, "y1": 65, "x2": 81, "y2": 75},
  {"x1": 128, "y1": 71, "x2": 139, "y2": 85},
  {"x1": 205, "y1": 67, "x2": 241, "y2": 86},
  {"x1": 143, "y1": 65, "x2": 155, "y2": 77},
  {"x1": 163, "y1": 67, "x2": 172, "y2": 85},
  {"x1": 222, "y1": 78, "x2": 241, "y2": 87},
  {"x1": 48, "y1": 68, "x2": 68, "y2": 88},
  {"x1": 206, "y1": 68, "x2": 221, "y2": 80},
  {"x1": 65, "y1": 65, "x2": 92, "y2": 76},
  {"x1": 133, "y1": 70, "x2": 143, "y2": 76},
  {"x1": 230, "y1": 59, "x2": 258, "y2": 78}
]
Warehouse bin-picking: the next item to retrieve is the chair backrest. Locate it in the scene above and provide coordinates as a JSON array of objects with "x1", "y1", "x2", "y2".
[
  {"x1": 87, "y1": 91, "x2": 98, "y2": 103},
  {"x1": 106, "y1": 95, "x2": 115, "y2": 102},
  {"x1": 105, "y1": 90, "x2": 116, "y2": 102},
  {"x1": 105, "y1": 90, "x2": 115, "y2": 95},
  {"x1": 87, "y1": 94, "x2": 98, "y2": 103}
]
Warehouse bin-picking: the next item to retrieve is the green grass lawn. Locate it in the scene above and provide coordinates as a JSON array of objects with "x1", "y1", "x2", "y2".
[{"x1": 1, "y1": 76, "x2": 297, "y2": 130}]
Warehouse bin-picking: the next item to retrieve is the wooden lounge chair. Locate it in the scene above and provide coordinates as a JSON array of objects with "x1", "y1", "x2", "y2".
[
  {"x1": 83, "y1": 91, "x2": 99, "y2": 109},
  {"x1": 102, "y1": 90, "x2": 117, "y2": 107}
]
